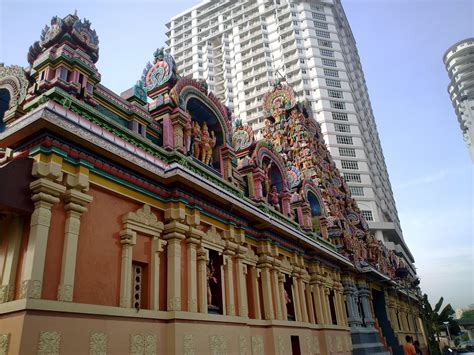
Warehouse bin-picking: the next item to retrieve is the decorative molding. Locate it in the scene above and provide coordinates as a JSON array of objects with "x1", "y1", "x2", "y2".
[
  {"x1": 344, "y1": 336, "x2": 352, "y2": 352},
  {"x1": 168, "y1": 297, "x2": 181, "y2": 311},
  {"x1": 57, "y1": 284, "x2": 73, "y2": 302},
  {"x1": 336, "y1": 336, "x2": 343, "y2": 352},
  {"x1": 251, "y1": 336, "x2": 264, "y2": 355},
  {"x1": 37, "y1": 331, "x2": 61, "y2": 355},
  {"x1": 306, "y1": 335, "x2": 320, "y2": 355},
  {"x1": 184, "y1": 334, "x2": 195, "y2": 355},
  {"x1": 326, "y1": 334, "x2": 333, "y2": 353},
  {"x1": 130, "y1": 334, "x2": 156, "y2": 355},
  {"x1": 20, "y1": 279, "x2": 42, "y2": 299},
  {"x1": 0, "y1": 285, "x2": 14, "y2": 304},
  {"x1": 276, "y1": 335, "x2": 285, "y2": 355},
  {"x1": 89, "y1": 332, "x2": 107, "y2": 355},
  {"x1": 124, "y1": 204, "x2": 163, "y2": 231},
  {"x1": 210, "y1": 335, "x2": 227, "y2": 355},
  {"x1": 239, "y1": 336, "x2": 248, "y2": 355},
  {"x1": 0, "y1": 333, "x2": 10, "y2": 355}
]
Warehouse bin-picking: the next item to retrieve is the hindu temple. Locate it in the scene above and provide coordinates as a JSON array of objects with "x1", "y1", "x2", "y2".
[{"x1": 0, "y1": 13, "x2": 426, "y2": 354}]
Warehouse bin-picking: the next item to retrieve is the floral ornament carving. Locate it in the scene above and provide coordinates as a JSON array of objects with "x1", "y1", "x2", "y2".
[
  {"x1": 239, "y1": 336, "x2": 248, "y2": 355},
  {"x1": 0, "y1": 333, "x2": 10, "y2": 355},
  {"x1": 123, "y1": 204, "x2": 163, "y2": 230},
  {"x1": 306, "y1": 336, "x2": 320, "y2": 355},
  {"x1": 251, "y1": 336, "x2": 264, "y2": 355},
  {"x1": 130, "y1": 334, "x2": 156, "y2": 355},
  {"x1": 89, "y1": 332, "x2": 107, "y2": 355},
  {"x1": 0, "y1": 64, "x2": 29, "y2": 110},
  {"x1": 37, "y1": 331, "x2": 61, "y2": 355},
  {"x1": 276, "y1": 335, "x2": 285, "y2": 354},
  {"x1": 184, "y1": 334, "x2": 195, "y2": 355},
  {"x1": 210, "y1": 335, "x2": 227, "y2": 355}
]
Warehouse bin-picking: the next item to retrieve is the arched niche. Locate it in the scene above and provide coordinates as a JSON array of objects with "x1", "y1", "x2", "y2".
[
  {"x1": 303, "y1": 183, "x2": 327, "y2": 233},
  {"x1": 253, "y1": 143, "x2": 289, "y2": 196}
]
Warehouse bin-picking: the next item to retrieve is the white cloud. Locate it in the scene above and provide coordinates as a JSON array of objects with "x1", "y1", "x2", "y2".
[{"x1": 396, "y1": 169, "x2": 451, "y2": 190}]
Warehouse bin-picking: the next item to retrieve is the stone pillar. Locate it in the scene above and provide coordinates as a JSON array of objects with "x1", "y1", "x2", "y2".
[
  {"x1": 57, "y1": 189, "x2": 92, "y2": 301},
  {"x1": 163, "y1": 220, "x2": 187, "y2": 311},
  {"x1": 0, "y1": 215, "x2": 23, "y2": 303},
  {"x1": 170, "y1": 113, "x2": 189, "y2": 153},
  {"x1": 292, "y1": 276, "x2": 302, "y2": 322},
  {"x1": 258, "y1": 254, "x2": 275, "y2": 319},
  {"x1": 311, "y1": 283, "x2": 324, "y2": 324},
  {"x1": 306, "y1": 283, "x2": 316, "y2": 324},
  {"x1": 335, "y1": 286, "x2": 347, "y2": 326},
  {"x1": 223, "y1": 253, "x2": 236, "y2": 316},
  {"x1": 20, "y1": 178, "x2": 65, "y2": 299},
  {"x1": 298, "y1": 278, "x2": 309, "y2": 323},
  {"x1": 197, "y1": 247, "x2": 209, "y2": 313},
  {"x1": 236, "y1": 250, "x2": 249, "y2": 317},
  {"x1": 119, "y1": 229, "x2": 136, "y2": 307},
  {"x1": 272, "y1": 269, "x2": 283, "y2": 320},
  {"x1": 150, "y1": 237, "x2": 166, "y2": 311},
  {"x1": 251, "y1": 266, "x2": 261, "y2": 320},
  {"x1": 186, "y1": 236, "x2": 199, "y2": 312},
  {"x1": 357, "y1": 282, "x2": 375, "y2": 327},
  {"x1": 342, "y1": 279, "x2": 363, "y2": 327},
  {"x1": 279, "y1": 274, "x2": 288, "y2": 321},
  {"x1": 220, "y1": 145, "x2": 236, "y2": 182}
]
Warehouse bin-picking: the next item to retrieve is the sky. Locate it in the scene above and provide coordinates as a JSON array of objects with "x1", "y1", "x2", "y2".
[{"x1": 1, "y1": 0, "x2": 473, "y2": 309}]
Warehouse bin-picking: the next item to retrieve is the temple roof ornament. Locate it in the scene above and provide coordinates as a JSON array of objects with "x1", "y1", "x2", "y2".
[
  {"x1": 28, "y1": 12, "x2": 99, "y2": 65},
  {"x1": 141, "y1": 47, "x2": 178, "y2": 93}
]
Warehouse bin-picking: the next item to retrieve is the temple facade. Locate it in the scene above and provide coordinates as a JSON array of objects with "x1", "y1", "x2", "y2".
[{"x1": 0, "y1": 13, "x2": 425, "y2": 355}]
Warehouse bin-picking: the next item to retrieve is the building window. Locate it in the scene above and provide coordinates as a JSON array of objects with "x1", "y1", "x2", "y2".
[
  {"x1": 324, "y1": 68, "x2": 339, "y2": 77},
  {"x1": 336, "y1": 135, "x2": 353, "y2": 145},
  {"x1": 361, "y1": 210, "x2": 374, "y2": 221},
  {"x1": 328, "y1": 89, "x2": 343, "y2": 98},
  {"x1": 311, "y1": 4, "x2": 324, "y2": 12},
  {"x1": 332, "y1": 112, "x2": 348, "y2": 121},
  {"x1": 349, "y1": 186, "x2": 364, "y2": 196},
  {"x1": 315, "y1": 30, "x2": 330, "y2": 39},
  {"x1": 335, "y1": 123, "x2": 351, "y2": 133},
  {"x1": 330, "y1": 101, "x2": 346, "y2": 110},
  {"x1": 322, "y1": 58, "x2": 337, "y2": 67},
  {"x1": 339, "y1": 147, "x2": 356, "y2": 157},
  {"x1": 326, "y1": 79, "x2": 341, "y2": 88},
  {"x1": 312, "y1": 12, "x2": 327, "y2": 21},
  {"x1": 57, "y1": 67, "x2": 69, "y2": 81},
  {"x1": 343, "y1": 172, "x2": 361, "y2": 182},
  {"x1": 313, "y1": 21, "x2": 328, "y2": 30},
  {"x1": 318, "y1": 39, "x2": 332, "y2": 47},
  {"x1": 320, "y1": 49, "x2": 334, "y2": 57},
  {"x1": 341, "y1": 160, "x2": 358, "y2": 170}
]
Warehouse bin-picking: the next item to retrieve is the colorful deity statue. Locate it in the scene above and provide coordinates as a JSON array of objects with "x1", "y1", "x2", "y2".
[
  {"x1": 206, "y1": 260, "x2": 218, "y2": 306},
  {"x1": 200, "y1": 122, "x2": 210, "y2": 163},
  {"x1": 268, "y1": 185, "x2": 280, "y2": 211},
  {"x1": 192, "y1": 121, "x2": 201, "y2": 159},
  {"x1": 262, "y1": 160, "x2": 273, "y2": 197}
]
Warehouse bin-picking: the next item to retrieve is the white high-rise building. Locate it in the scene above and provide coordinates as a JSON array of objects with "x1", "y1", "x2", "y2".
[
  {"x1": 166, "y1": 0, "x2": 415, "y2": 272},
  {"x1": 444, "y1": 38, "x2": 474, "y2": 161}
]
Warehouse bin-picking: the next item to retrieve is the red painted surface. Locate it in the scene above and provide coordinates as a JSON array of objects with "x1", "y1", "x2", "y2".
[{"x1": 74, "y1": 186, "x2": 140, "y2": 306}]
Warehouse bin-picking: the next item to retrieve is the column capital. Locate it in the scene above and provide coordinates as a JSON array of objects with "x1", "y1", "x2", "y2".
[{"x1": 120, "y1": 229, "x2": 136, "y2": 245}]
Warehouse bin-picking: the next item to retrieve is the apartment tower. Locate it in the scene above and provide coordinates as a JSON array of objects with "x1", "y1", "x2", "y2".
[{"x1": 166, "y1": 0, "x2": 415, "y2": 272}]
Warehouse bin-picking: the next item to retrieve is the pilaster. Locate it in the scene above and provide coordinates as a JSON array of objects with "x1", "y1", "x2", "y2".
[
  {"x1": 20, "y1": 177, "x2": 66, "y2": 299},
  {"x1": 197, "y1": 247, "x2": 209, "y2": 313},
  {"x1": 0, "y1": 215, "x2": 23, "y2": 303},
  {"x1": 119, "y1": 229, "x2": 136, "y2": 307},
  {"x1": 57, "y1": 188, "x2": 92, "y2": 302}
]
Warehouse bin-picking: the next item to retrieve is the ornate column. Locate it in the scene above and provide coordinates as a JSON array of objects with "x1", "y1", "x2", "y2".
[
  {"x1": 292, "y1": 275, "x2": 302, "y2": 322},
  {"x1": 258, "y1": 255, "x2": 274, "y2": 320},
  {"x1": 220, "y1": 145, "x2": 236, "y2": 182},
  {"x1": 250, "y1": 266, "x2": 262, "y2": 320},
  {"x1": 186, "y1": 231, "x2": 200, "y2": 312},
  {"x1": 57, "y1": 188, "x2": 92, "y2": 301},
  {"x1": 357, "y1": 281, "x2": 375, "y2": 327},
  {"x1": 297, "y1": 277, "x2": 309, "y2": 323},
  {"x1": 235, "y1": 245, "x2": 249, "y2": 317},
  {"x1": 342, "y1": 278, "x2": 362, "y2": 328},
  {"x1": 21, "y1": 178, "x2": 65, "y2": 299},
  {"x1": 305, "y1": 283, "x2": 316, "y2": 324},
  {"x1": 335, "y1": 283, "x2": 348, "y2": 326},
  {"x1": 280, "y1": 190, "x2": 291, "y2": 216},
  {"x1": 163, "y1": 219, "x2": 187, "y2": 311},
  {"x1": 223, "y1": 253, "x2": 236, "y2": 316},
  {"x1": 272, "y1": 269, "x2": 283, "y2": 320},
  {"x1": 309, "y1": 268, "x2": 325, "y2": 324},
  {"x1": 150, "y1": 237, "x2": 166, "y2": 310},
  {"x1": 197, "y1": 247, "x2": 209, "y2": 313},
  {"x1": 170, "y1": 112, "x2": 189, "y2": 153},
  {"x1": 252, "y1": 169, "x2": 265, "y2": 201},
  {"x1": 0, "y1": 215, "x2": 23, "y2": 303},
  {"x1": 279, "y1": 273, "x2": 288, "y2": 320},
  {"x1": 119, "y1": 229, "x2": 136, "y2": 307}
]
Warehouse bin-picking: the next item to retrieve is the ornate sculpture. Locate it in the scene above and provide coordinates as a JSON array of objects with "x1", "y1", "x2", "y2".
[
  {"x1": 206, "y1": 260, "x2": 218, "y2": 306},
  {"x1": 191, "y1": 121, "x2": 201, "y2": 159}
]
